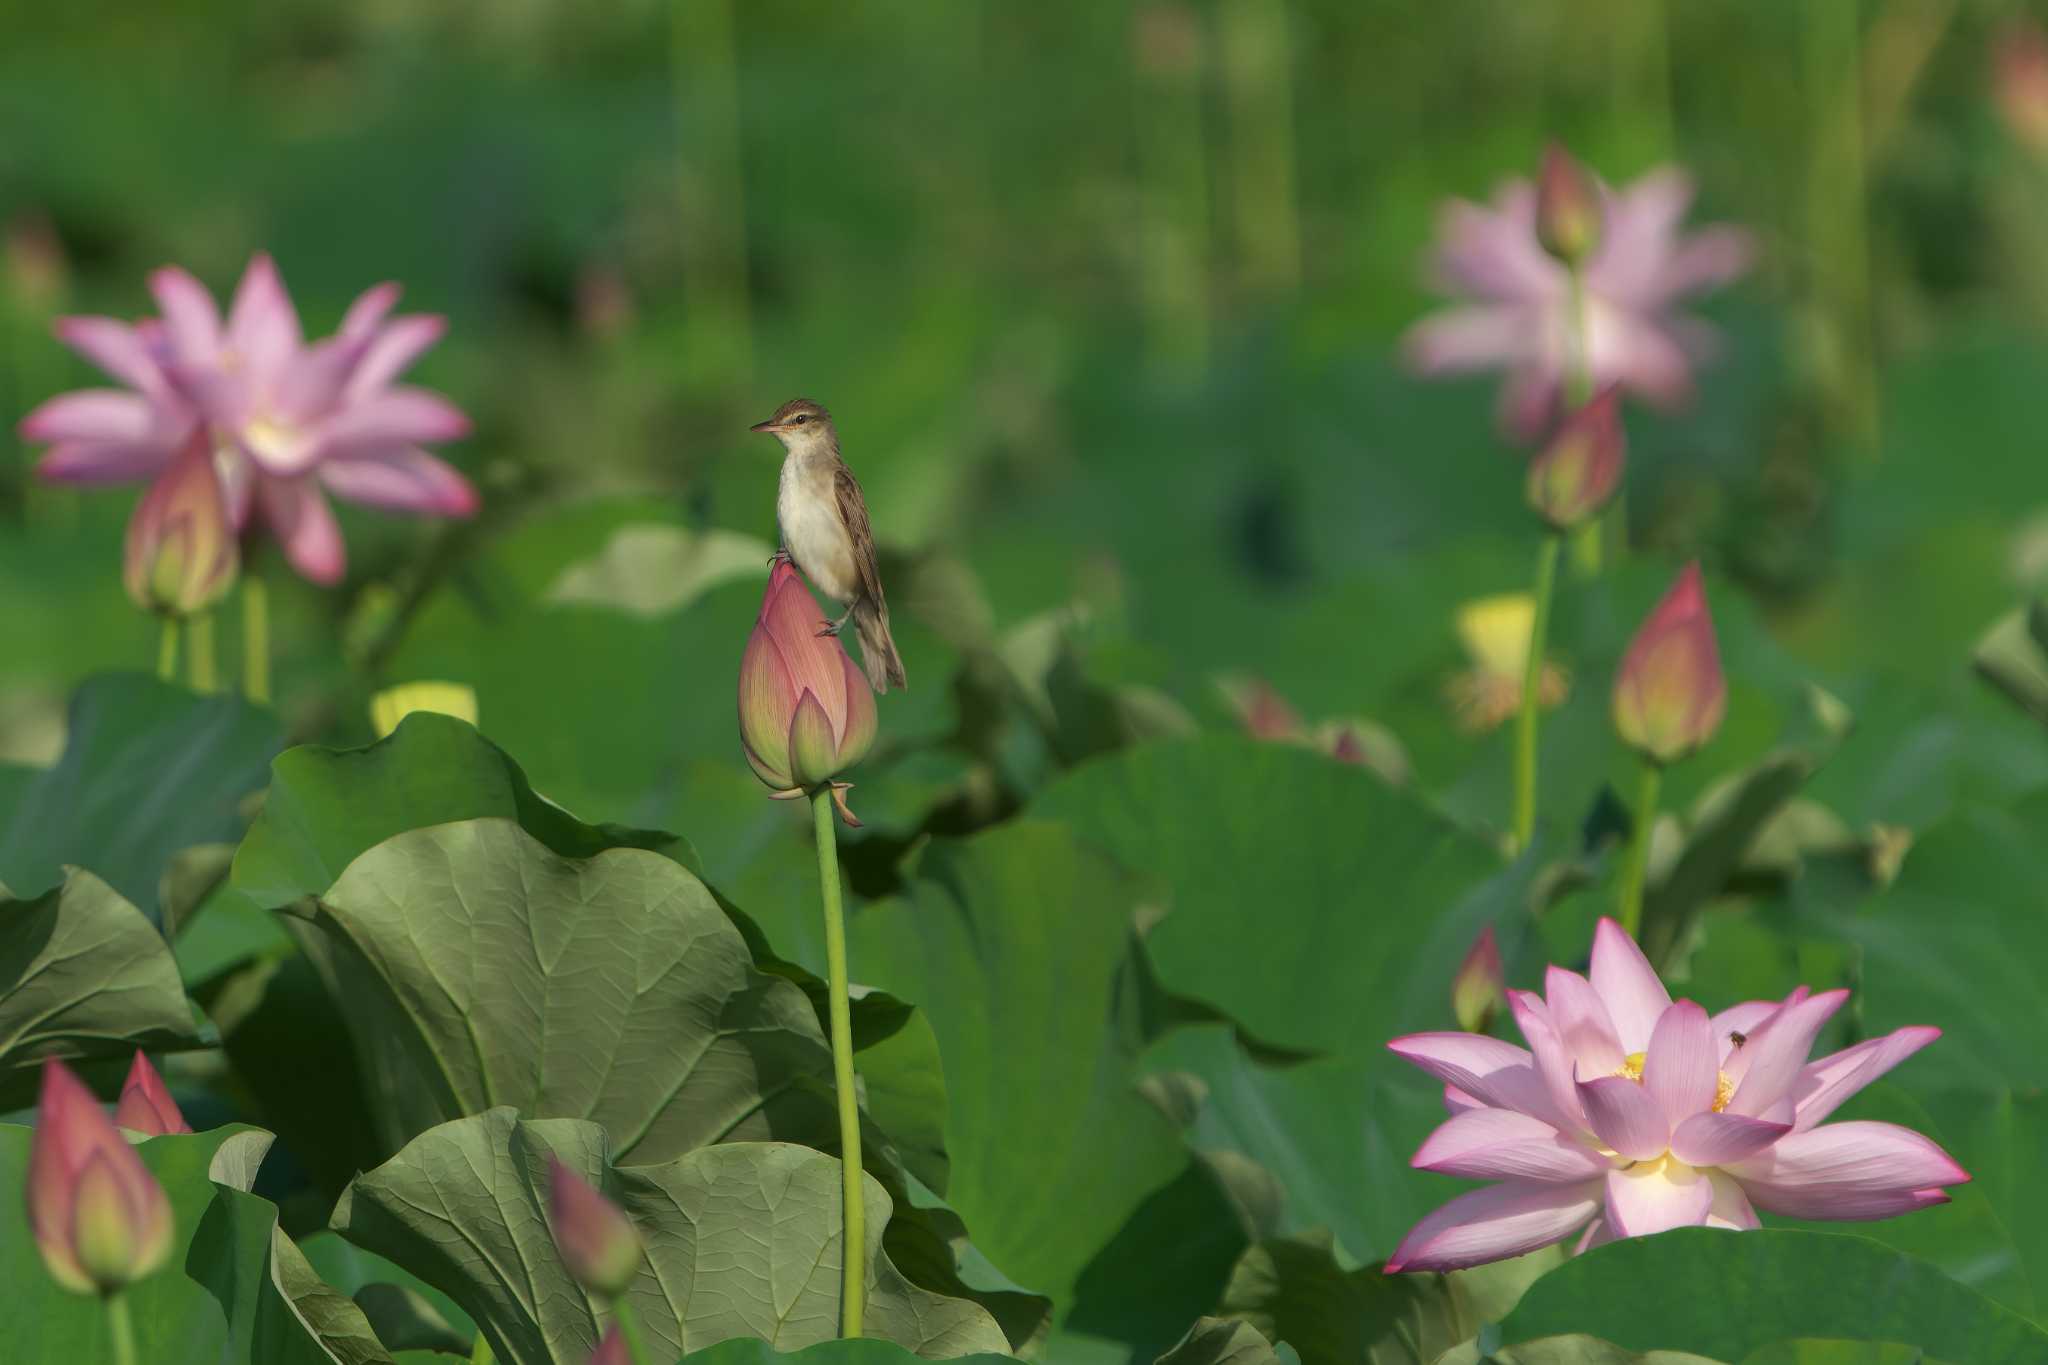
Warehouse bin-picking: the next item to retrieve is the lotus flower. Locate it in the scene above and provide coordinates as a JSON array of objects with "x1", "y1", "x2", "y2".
[
  {"x1": 1525, "y1": 388, "x2": 1625, "y2": 531},
  {"x1": 122, "y1": 433, "x2": 238, "y2": 617},
  {"x1": 1385, "y1": 919, "x2": 1966, "y2": 1272},
  {"x1": 1451, "y1": 926, "x2": 1506, "y2": 1035},
  {"x1": 1404, "y1": 163, "x2": 1754, "y2": 439},
  {"x1": 547, "y1": 1156, "x2": 641, "y2": 1299},
  {"x1": 1613, "y1": 562, "x2": 1725, "y2": 765},
  {"x1": 113, "y1": 1053, "x2": 191, "y2": 1137},
  {"x1": 739, "y1": 562, "x2": 876, "y2": 810},
  {"x1": 26, "y1": 1060, "x2": 175, "y2": 1295},
  {"x1": 20, "y1": 252, "x2": 476, "y2": 585}
]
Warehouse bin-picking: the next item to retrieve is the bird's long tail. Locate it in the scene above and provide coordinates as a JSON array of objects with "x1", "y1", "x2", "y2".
[{"x1": 854, "y1": 597, "x2": 907, "y2": 693}]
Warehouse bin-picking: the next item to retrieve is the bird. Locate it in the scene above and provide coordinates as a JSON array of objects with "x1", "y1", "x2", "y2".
[{"x1": 748, "y1": 398, "x2": 907, "y2": 692}]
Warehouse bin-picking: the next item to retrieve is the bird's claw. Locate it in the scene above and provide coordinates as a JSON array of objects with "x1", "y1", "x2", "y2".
[
  {"x1": 768, "y1": 548, "x2": 794, "y2": 568},
  {"x1": 815, "y1": 619, "x2": 845, "y2": 638}
]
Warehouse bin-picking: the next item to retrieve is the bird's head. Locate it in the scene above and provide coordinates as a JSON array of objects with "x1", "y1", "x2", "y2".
[{"x1": 748, "y1": 398, "x2": 836, "y2": 456}]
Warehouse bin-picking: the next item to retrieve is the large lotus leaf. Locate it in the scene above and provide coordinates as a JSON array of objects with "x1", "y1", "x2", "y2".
[
  {"x1": 1496, "y1": 1229, "x2": 2048, "y2": 1361},
  {"x1": 1766, "y1": 1084, "x2": 2033, "y2": 1320},
  {"x1": 231, "y1": 710, "x2": 682, "y2": 912},
  {"x1": 292, "y1": 816, "x2": 835, "y2": 1163},
  {"x1": 1214, "y1": 1234, "x2": 1564, "y2": 1365},
  {"x1": 1434, "y1": 1341, "x2": 1724, "y2": 1365},
  {"x1": 0, "y1": 1122, "x2": 364, "y2": 1363},
  {"x1": 1152, "y1": 1317, "x2": 1299, "y2": 1365},
  {"x1": 0, "y1": 867, "x2": 204, "y2": 1080},
  {"x1": 330, "y1": 1109, "x2": 1008, "y2": 1364},
  {"x1": 678, "y1": 1341, "x2": 1018, "y2": 1365},
  {"x1": 198, "y1": 951, "x2": 386, "y2": 1210},
  {"x1": 1136, "y1": 1024, "x2": 1448, "y2": 1266},
  {"x1": 848, "y1": 820, "x2": 1249, "y2": 1360},
  {"x1": 1807, "y1": 791, "x2": 2048, "y2": 1094},
  {"x1": 0, "y1": 673, "x2": 279, "y2": 916},
  {"x1": 1031, "y1": 737, "x2": 1533, "y2": 1056}
]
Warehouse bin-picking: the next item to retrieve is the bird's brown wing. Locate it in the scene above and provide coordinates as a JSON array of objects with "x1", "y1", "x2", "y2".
[{"x1": 835, "y1": 463, "x2": 886, "y2": 607}]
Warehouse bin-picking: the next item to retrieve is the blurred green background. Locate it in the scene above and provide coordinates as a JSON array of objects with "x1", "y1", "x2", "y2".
[{"x1": 2, "y1": 0, "x2": 2047, "y2": 846}]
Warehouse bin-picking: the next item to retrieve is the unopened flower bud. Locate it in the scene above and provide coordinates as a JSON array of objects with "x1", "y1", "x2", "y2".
[
  {"x1": 1613, "y1": 562, "x2": 1726, "y2": 765},
  {"x1": 114, "y1": 1053, "x2": 190, "y2": 1137},
  {"x1": 1451, "y1": 926, "x2": 1506, "y2": 1033},
  {"x1": 739, "y1": 563, "x2": 877, "y2": 798},
  {"x1": 26, "y1": 1060, "x2": 175, "y2": 1295},
  {"x1": 547, "y1": 1156, "x2": 640, "y2": 1300},
  {"x1": 1526, "y1": 388, "x2": 1624, "y2": 531},
  {"x1": 123, "y1": 435, "x2": 238, "y2": 617},
  {"x1": 1535, "y1": 144, "x2": 1602, "y2": 267}
]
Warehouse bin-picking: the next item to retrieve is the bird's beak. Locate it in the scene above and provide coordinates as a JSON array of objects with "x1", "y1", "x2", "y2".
[{"x1": 748, "y1": 418, "x2": 785, "y2": 434}]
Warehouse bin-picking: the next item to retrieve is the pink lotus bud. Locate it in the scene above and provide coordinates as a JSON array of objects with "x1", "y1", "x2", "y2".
[
  {"x1": 1535, "y1": 144, "x2": 1602, "y2": 266},
  {"x1": 547, "y1": 1156, "x2": 640, "y2": 1299},
  {"x1": 588, "y1": 1325, "x2": 629, "y2": 1365},
  {"x1": 123, "y1": 435, "x2": 238, "y2": 618},
  {"x1": 738, "y1": 563, "x2": 877, "y2": 795},
  {"x1": 1996, "y1": 21, "x2": 2048, "y2": 159},
  {"x1": 114, "y1": 1053, "x2": 190, "y2": 1137},
  {"x1": 1613, "y1": 562, "x2": 1727, "y2": 765},
  {"x1": 4, "y1": 212, "x2": 66, "y2": 311},
  {"x1": 26, "y1": 1060, "x2": 174, "y2": 1295},
  {"x1": 1450, "y1": 926, "x2": 1505, "y2": 1034},
  {"x1": 1217, "y1": 675, "x2": 1302, "y2": 741},
  {"x1": 1525, "y1": 388, "x2": 1625, "y2": 530}
]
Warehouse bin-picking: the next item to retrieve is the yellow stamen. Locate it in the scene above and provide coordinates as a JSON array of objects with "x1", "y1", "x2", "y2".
[{"x1": 1614, "y1": 1051, "x2": 1735, "y2": 1111}]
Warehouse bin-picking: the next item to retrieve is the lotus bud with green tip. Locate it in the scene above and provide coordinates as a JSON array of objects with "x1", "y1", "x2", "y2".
[
  {"x1": 1451, "y1": 925, "x2": 1505, "y2": 1034},
  {"x1": 1613, "y1": 562, "x2": 1727, "y2": 766},
  {"x1": 114, "y1": 1053, "x2": 190, "y2": 1137},
  {"x1": 739, "y1": 562, "x2": 876, "y2": 819},
  {"x1": 122, "y1": 433, "x2": 238, "y2": 617},
  {"x1": 1525, "y1": 388, "x2": 1624, "y2": 531},
  {"x1": 547, "y1": 1156, "x2": 640, "y2": 1299},
  {"x1": 1535, "y1": 143, "x2": 1602, "y2": 266},
  {"x1": 27, "y1": 1060, "x2": 174, "y2": 1295}
]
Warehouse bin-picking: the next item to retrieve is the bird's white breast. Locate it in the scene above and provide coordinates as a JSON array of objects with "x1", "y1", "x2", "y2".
[{"x1": 778, "y1": 455, "x2": 859, "y2": 603}]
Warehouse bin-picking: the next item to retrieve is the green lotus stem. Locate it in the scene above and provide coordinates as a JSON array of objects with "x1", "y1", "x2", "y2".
[
  {"x1": 187, "y1": 611, "x2": 217, "y2": 693},
  {"x1": 1511, "y1": 533, "x2": 1561, "y2": 855},
  {"x1": 105, "y1": 1290, "x2": 137, "y2": 1365},
  {"x1": 1563, "y1": 264, "x2": 1604, "y2": 575},
  {"x1": 242, "y1": 573, "x2": 270, "y2": 704},
  {"x1": 1619, "y1": 758, "x2": 1663, "y2": 940},
  {"x1": 811, "y1": 786, "x2": 865, "y2": 1338},
  {"x1": 157, "y1": 617, "x2": 180, "y2": 683},
  {"x1": 614, "y1": 1299, "x2": 651, "y2": 1365}
]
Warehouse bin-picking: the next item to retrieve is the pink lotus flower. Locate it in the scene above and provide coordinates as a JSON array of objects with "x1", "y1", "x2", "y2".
[
  {"x1": 1404, "y1": 163, "x2": 1754, "y2": 439},
  {"x1": 1384, "y1": 920, "x2": 1965, "y2": 1272},
  {"x1": 114, "y1": 1053, "x2": 191, "y2": 1137},
  {"x1": 20, "y1": 253, "x2": 476, "y2": 585},
  {"x1": 26, "y1": 1060, "x2": 175, "y2": 1295}
]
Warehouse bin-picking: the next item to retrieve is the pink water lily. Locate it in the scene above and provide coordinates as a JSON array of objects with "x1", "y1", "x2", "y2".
[
  {"x1": 20, "y1": 253, "x2": 476, "y2": 584},
  {"x1": 1384, "y1": 918, "x2": 1966, "y2": 1272},
  {"x1": 1404, "y1": 164, "x2": 1754, "y2": 440}
]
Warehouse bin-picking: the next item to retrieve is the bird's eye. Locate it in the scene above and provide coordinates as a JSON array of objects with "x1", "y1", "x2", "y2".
[{"x1": 792, "y1": 414, "x2": 809, "y2": 425}]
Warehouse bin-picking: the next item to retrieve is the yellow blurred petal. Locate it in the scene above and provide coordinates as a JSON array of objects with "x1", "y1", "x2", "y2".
[
  {"x1": 1456, "y1": 593, "x2": 1537, "y2": 680},
  {"x1": 370, "y1": 682, "x2": 479, "y2": 739}
]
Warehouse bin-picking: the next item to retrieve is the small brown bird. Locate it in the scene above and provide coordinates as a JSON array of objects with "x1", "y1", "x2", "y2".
[{"x1": 748, "y1": 398, "x2": 907, "y2": 692}]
